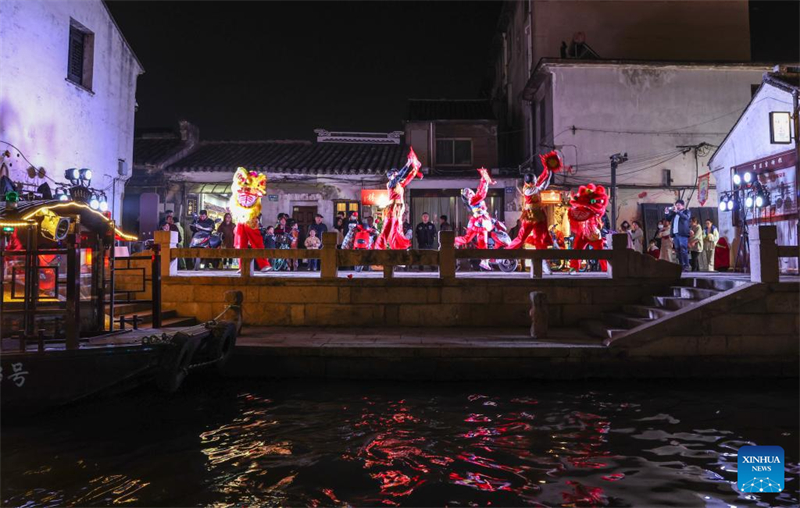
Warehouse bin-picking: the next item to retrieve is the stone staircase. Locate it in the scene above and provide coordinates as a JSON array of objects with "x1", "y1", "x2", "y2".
[
  {"x1": 582, "y1": 277, "x2": 747, "y2": 343},
  {"x1": 109, "y1": 297, "x2": 196, "y2": 329}
]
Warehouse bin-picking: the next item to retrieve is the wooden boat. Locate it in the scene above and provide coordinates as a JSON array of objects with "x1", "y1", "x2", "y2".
[
  {"x1": 1, "y1": 184, "x2": 239, "y2": 413},
  {"x1": 1, "y1": 321, "x2": 237, "y2": 413}
]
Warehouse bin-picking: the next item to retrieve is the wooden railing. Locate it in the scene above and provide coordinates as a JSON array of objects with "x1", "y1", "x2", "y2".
[{"x1": 155, "y1": 230, "x2": 637, "y2": 280}]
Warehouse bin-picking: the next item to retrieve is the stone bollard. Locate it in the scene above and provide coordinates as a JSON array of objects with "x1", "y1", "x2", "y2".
[
  {"x1": 529, "y1": 291, "x2": 548, "y2": 340},
  {"x1": 222, "y1": 290, "x2": 244, "y2": 334},
  {"x1": 439, "y1": 230, "x2": 456, "y2": 280}
]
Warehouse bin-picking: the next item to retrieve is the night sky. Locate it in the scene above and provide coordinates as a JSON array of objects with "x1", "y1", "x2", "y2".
[
  {"x1": 107, "y1": 1, "x2": 799, "y2": 142},
  {"x1": 107, "y1": 1, "x2": 503, "y2": 140}
]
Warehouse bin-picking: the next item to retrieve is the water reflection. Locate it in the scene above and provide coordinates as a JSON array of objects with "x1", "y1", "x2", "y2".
[{"x1": 1, "y1": 381, "x2": 797, "y2": 507}]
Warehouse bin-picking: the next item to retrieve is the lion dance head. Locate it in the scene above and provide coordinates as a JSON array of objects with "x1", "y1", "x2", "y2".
[
  {"x1": 229, "y1": 167, "x2": 267, "y2": 224},
  {"x1": 568, "y1": 183, "x2": 608, "y2": 223}
]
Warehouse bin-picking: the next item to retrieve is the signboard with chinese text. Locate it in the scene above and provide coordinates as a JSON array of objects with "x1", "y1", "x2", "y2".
[
  {"x1": 540, "y1": 190, "x2": 562, "y2": 205},
  {"x1": 361, "y1": 189, "x2": 389, "y2": 207},
  {"x1": 733, "y1": 149, "x2": 797, "y2": 224},
  {"x1": 770, "y1": 112, "x2": 792, "y2": 144}
]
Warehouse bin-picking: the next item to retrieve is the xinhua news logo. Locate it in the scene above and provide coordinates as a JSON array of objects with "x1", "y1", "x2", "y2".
[{"x1": 738, "y1": 445, "x2": 784, "y2": 493}]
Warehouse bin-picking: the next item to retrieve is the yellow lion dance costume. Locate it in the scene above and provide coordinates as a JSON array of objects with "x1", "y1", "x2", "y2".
[{"x1": 229, "y1": 167, "x2": 270, "y2": 271}]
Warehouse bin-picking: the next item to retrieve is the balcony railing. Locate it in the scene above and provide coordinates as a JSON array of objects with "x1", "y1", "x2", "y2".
[{"x1": 156, "y1": 230, "x2": 652, "y2": 280}]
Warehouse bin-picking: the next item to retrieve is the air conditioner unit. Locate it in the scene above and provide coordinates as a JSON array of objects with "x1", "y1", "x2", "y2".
[{"x1": 118, "y1": 159, "x2": 128, "y2": 177}]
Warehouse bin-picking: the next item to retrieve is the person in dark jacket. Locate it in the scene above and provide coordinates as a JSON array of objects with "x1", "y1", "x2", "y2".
[
  {"x1": 308, "y1": 214, "x2": 328, "y2": 242},
  {"x1": 217, "y1": 212, "x2": 236, "y2": 269},
  {"x1": 415, "y1": 213, "x2": 437, "y2": 249},
  {"x1": 415, "y1": 212, "x2": 437, "y2": 271},
  {"x1": 665, "y1": 199, "x2": 692, "y2": 271}
]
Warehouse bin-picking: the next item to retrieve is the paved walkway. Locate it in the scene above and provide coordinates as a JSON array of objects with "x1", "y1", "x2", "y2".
[
  {"x1": 237, "y1": 326, "x2": 603, "y2": 351},
  {"x1": 172, "y1": 269, "x2": 799, "y2": 281}
]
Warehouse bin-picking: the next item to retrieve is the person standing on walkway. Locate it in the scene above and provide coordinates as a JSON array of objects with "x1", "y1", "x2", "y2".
[
  {"x1": 658, "y1": 220, "x2": 674, "y2": 263},
  {"x1": 415, "y1": 212, "x2": 437, "y2": 271},
  {"x1": 665, "y1": 200, "x2": 691, "y2": 271},
  {"x1": 630, "y1": 220, "x2": 644, "y2": 253},
  {"x1": 304, "y1": 228, "x2": 322, "y2": 271},
  {"x1": 416, "y1": 212, "x2": 437, "y2": 249},
  {"x1": 217, "y1": 212, "x2": 236, "y2": 269},
  {"x1": 689, "y1": 217, "x2": 704, "y2": 271},
  {"x1": 703, "y1": 219, "x2": 719, "y2": 271}
]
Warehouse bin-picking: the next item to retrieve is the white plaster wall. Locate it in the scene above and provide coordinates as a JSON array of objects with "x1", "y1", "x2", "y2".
[
  {"x1": 708, "y1": 83, "x2": 798, "y2": 269},
  {"x1": 546, "y1": 64, "x2": 769, "y2": 226},
  {"x1": 0, "y1": 0, "x2": 142, "y2": 221}
]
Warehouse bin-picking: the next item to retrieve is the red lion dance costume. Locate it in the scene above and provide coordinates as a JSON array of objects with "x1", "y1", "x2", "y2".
[
  {"x1": 507, "y1": 151, "x2": 562, "y2": 250},
  {"x1": 374, "y1": 148, "x2": 423, "y2": 250},
  {"x1": 568, "y1": 183, "x2": 609, "y2": 272},
  {"x1": 229, "y1": 167, "x2": 271, "y2": 271}
]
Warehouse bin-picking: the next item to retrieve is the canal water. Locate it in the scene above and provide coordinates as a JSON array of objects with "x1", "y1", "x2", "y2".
[{"x1": 2, "y1": 379, "x2": 798, "y2": 507}]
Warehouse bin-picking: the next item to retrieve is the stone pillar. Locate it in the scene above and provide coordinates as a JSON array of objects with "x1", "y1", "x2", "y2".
[
  {"x1": 532, "y1": 253, "x2": 543, "y2": 279},
  {"x1": 609, "y1": 233, "x2": 629, "y2": 279},
  {"x1": 438, "y1": 230, "x2": 456, "y2": 280},
  {"x1": 321, "y1": 231, "x2": 339, "y2": 279},
  {"x1": 154, "y1": 230, "x2": 178, "y2": 276},
  {"x1": 749, "y1": 225, "x2": 779, "y2": 283},
  {"x1": 529, "y1": 291, "x2": 548, "y2": 339}
]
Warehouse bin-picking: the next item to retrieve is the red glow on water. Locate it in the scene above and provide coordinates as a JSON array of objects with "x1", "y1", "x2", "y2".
[
  {"x1": 322, "y1": 488, "x2": 340, "y2": 503},
  {"x1": 602, "y1": 473, "x2": 625, "y2": 482},
  {"x1": 465, "y1": 414, "x2": 491, "y2": 423},
  {"x1": 449, "y1": 471, "x2": 513, "y2": 492},
  {"x1": 561, "y1": 481, "x2": 607, "y2": 506}
]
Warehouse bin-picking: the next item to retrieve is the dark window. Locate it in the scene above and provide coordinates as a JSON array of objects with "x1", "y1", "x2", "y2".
[
  {"x1": 436, "y1": 139, "x2": 472, "y2": 166},
  {"x1": 67, "y1": 21, "x2": 93, "y2": 90}
]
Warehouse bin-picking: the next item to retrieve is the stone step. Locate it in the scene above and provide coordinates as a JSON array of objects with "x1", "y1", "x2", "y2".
[
  {"x1": 679, "y1": 277, "x2": 744, "y2": 292},
  {"x1": 581, "y1": 319, "x2": 628, "y2": 340},
  {"x1": 671, "y1": 286, "x2": 721, "y2": 300},
  {"x1": 642, "y1": 295, "x2": 700, "y2": 311},
  {"x1": 110, "y1": 302, "x2": 151, "y2": 317},
  {"x1": 602, "y1": 312, "x2": 652, "y2": 330},
  {"x1": 621, "y1": 304, "x2": 674, "y2": 320}
]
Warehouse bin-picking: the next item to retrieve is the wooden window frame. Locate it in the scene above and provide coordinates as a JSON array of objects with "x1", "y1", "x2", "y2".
[
  {"x1": 67, "y1": 19, "x2": 94, "y2": 92},
  {"x1": 435, "y1": 138, "x2": 473, "y2": 166}
]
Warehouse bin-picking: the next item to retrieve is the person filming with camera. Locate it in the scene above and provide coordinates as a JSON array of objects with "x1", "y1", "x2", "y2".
[{"x1": 665, "y1": 199, "x2": 692, "y2": 271}]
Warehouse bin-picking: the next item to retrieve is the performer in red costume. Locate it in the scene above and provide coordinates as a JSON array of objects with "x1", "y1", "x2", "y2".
[
  {"x1": 508, "y1": 151, "x2": 561, "y2": 250},
  {"x1": 374, "y1": 148, "x2": 423, "y2": 250},
  {"x1": 567, "y1": 183, "x2": 609, "y2": 272},
  {"x1": 229, "y1": 167, "x2": 271, "y2": 272},
  {"x1": 454, "y1": 167, "x2": 509, "y2": 270}
]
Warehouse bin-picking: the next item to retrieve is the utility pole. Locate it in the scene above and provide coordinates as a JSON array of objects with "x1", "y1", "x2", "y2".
[
  {"x1": 609, "y1": 152, "x2": 628, "y2": 230},
  {"x1": 677, "y1": 142, "x2": 710, "y2": 206}
]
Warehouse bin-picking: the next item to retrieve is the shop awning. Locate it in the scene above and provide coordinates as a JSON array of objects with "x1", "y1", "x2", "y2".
[{"x1": 186, "y1": 183, "x2": 231, "y2": 195}]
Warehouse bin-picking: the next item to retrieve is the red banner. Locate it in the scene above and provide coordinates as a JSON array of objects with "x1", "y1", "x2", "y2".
[{"x1": 697, "y1": 173, "x2": 710, "y2": 206}]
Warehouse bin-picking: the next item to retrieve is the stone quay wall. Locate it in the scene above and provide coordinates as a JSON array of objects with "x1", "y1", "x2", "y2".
[{"x1": 161, "y1": 276, "x2": 678, "y2": 328}]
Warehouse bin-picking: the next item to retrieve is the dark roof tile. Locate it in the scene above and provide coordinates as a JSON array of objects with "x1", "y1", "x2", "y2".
[
  {"x1": 166, "y1": 140, "x2": 408, "y2": 175},
  {"x1": 133, "y1": 136, "x2": 185, "y2": 166}
]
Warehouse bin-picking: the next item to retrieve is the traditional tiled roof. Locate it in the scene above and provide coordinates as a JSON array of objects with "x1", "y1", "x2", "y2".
[
  {"x1": 133, "y1": 135, "x2": 185, "y2": 167},
  {"x1": 406, "y1": 99, "x2": 495, "y2": 122},
  {"x1": 165, "y1": 140, "x2": 408, "y2": 175}
]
